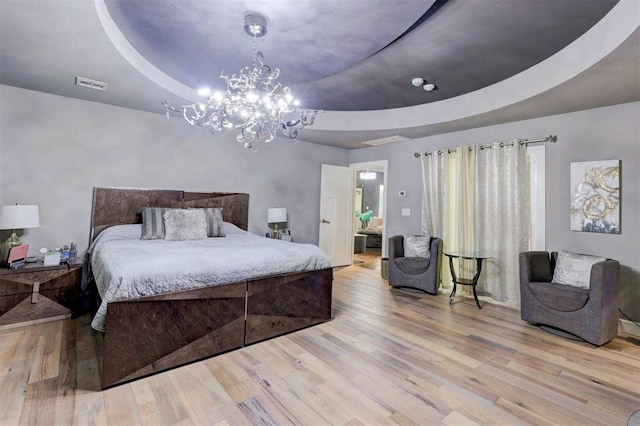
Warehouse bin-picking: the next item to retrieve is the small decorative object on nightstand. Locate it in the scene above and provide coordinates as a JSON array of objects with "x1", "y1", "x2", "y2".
[
  {"x1": 0, "y1": 204, "x2": 40, "y2": 265},
  {"x1": 280, "y1": 229, "x2": 293, "y2": 242},
  {"x1": 0, "y1": 260, "x2": 83, "y2": 330},
  {"x1": 43, "y1": 249, "x2": 62, "y2": 266}
]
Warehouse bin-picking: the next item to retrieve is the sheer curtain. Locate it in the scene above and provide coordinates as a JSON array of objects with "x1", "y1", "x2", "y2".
[
  {"x1": 421, "y1": 146, "x2": 476, "y2": 289},
  {"x1": 420, "y1": 150, "x2": 445, "y2": 237},
  {"x1": 421, "y1": 141, "x2": 531, "y2": 303},
  {"x1": 474, "y1": 142, "x2": 530, "y2": 303},
  {"x1": 421, "y1": 150, "x2": 447, "y2": 286}
]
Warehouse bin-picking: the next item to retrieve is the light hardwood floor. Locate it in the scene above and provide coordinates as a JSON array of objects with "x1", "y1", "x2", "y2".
[
  {"x1": 353, "y1": 247, "x2": 381, "y2": 272},
  {"x1": 1, "y1": 265, "x2": 639, "y2": 425}
]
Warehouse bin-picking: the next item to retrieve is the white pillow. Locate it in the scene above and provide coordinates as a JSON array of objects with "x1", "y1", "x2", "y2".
[
  {"x1": 163, "y1": 209, "x2": 208, "y2": 241},
  {"x1": 552, "y1": 250, "x2": 606, "y2": 289},
  {"x1": 403, "y1": 235, "x2": 431, "y2": 259}
]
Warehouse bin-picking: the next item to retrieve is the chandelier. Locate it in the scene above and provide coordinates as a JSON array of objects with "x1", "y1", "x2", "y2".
[
  {"x1": 162, "y1": 13, "x2": 318, "y2": 149},
  {"x1": 359, "y1": 168, "x2": 377, "y2": 180}
]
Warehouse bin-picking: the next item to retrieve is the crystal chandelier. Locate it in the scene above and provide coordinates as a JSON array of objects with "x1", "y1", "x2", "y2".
[
  {"x1": 359, "y1": 169, "x2": 377, "y2": 180},
  {"x1": 163, "y1": 13, "x2": 318, "y2": 149}
]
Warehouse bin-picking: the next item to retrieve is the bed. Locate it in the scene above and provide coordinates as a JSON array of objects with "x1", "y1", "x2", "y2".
[{"x1": 87, "y1": 187, "x2": 333, "y2": 389}]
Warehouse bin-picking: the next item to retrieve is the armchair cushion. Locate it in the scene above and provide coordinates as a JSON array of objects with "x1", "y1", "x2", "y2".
[
  {"x1": 552, "y1": 250, "x2": 606, "y2": 288},
  {"x1": 394, "y1": 257, "x2": 431, "y2": 275},
  {"x1": 527, "y1": 281, "x2": 589, "y2": 312}
]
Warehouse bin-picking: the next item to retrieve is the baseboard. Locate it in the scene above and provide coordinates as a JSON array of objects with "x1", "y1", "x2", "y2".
[{"x1": 619, "y1": 318, "x2": 640, "y2": 337}]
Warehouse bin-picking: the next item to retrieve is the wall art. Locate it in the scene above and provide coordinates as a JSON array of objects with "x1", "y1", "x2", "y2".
[{"x1": 570, "y1": 160, "x2": 620, "y2": 234}]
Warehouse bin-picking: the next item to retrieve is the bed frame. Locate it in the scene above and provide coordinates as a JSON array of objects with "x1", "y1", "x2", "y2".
[{"x1": 89, "y1": 187, "x2": 333, "y2": 389}]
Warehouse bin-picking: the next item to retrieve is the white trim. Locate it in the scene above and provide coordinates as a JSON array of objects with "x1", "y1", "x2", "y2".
[
  {"x1": 619, "y1": 319, "x2": 640, "y2": 337},
  {"x1": 94, "y1": 0, "x2": 196, "y2": 102}
]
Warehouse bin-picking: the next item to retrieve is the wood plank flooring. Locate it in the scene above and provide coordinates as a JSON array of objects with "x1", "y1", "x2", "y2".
[
  {"x1": 1, "y1": 265, "x2": 639, "y2": 425},
  {"x1": 353, "y1": 247, "x2": 382, "y2": 271}
]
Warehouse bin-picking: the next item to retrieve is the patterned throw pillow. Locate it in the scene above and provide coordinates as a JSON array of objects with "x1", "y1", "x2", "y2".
[
  {"x1": 202, "y1": 208, "x2": 225, "y2": 237},
  {"x1": 403, "y1": 235, "x2": 431, "y2": 259},
  {"x1": 163, "y1": 209, "x2": 208, "y2": 241},
  {"x1": 141, "y1": 207, "x2": 171, "y2": 240},
  {"x1": 552, "y1": 250, "x2": 606, "y2": 288}
]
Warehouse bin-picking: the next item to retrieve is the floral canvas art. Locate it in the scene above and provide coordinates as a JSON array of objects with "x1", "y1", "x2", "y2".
[{"x1": 570, "y1": 160, "x2": 620, "y2": 234}]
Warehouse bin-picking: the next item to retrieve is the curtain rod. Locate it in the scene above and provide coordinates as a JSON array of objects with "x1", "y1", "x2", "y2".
[{"x1": 412, "y1": 134, "x2": 557, "y2": 158}]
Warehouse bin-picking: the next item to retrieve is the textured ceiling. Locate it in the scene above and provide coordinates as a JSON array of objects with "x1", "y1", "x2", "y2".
[
  {"x1": 104, "y1": 0, "x2": 618, "y2": 111},
  {"x1": 104, "y1": 0, "x2": 436, "y2": 90},
  {"x1": 0, "y1": 0, "x2": 638, "y2": 149}
]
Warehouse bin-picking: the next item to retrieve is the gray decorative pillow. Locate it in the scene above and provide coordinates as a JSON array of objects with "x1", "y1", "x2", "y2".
[
  {"x1": 141, "y1": 207, "x2": 171, "y2": 240},
  {"x1": 202, "y1": 208, "x2": 225, "y2": 237},
  {"x1": 552, "y1": 250, "x2": 606, "y2": 289},
  {"x1": 404, "y1": 235, "x2": 431, "y2": 259},
  {"x1": 163, "y1": 209, "x2": 208, "y2": 241}
]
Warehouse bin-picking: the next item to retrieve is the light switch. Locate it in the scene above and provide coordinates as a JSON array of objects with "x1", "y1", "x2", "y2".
[{"x1": 401, "y1": 208, "x2": 411, "y2": 216}]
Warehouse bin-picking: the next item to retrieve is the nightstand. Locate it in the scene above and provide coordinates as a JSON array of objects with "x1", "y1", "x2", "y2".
[{"x1": 0, "y1": 261, "x2": 83, "y2": 330}]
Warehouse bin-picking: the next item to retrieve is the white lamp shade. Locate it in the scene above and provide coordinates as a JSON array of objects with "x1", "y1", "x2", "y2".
[
  {"x1": 267, "y1": 207, "x2": 287, "y2": 223},
  {"x1": 0, "y1": 205, "x2": 40, "y2": 229}
]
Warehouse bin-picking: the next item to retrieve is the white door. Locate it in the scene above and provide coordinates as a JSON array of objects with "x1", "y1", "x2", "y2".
[{"x1": 319, "y1": 165, "x2": 354, "y2": 267}]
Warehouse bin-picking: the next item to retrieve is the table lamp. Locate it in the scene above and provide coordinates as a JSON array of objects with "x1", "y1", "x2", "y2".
[
  {"x1": 267, "y1": 207, "x2": 287, "y2": 239},
  {"x1": 0, "y1": 204, "x2": 40, "y2": 264}
]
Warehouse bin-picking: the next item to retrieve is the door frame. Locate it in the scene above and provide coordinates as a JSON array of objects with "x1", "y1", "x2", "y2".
[{"x1": 350, "y1": 160, "x2": 389, "y2": 258}]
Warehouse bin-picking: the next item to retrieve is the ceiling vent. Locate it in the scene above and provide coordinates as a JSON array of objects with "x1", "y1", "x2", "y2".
[
  {"x1": 361, "y1": 135, "x2": 411, "y2": 146},
  {"x1": 75, "y1": 76, "x2": 108, "y2": 91}
]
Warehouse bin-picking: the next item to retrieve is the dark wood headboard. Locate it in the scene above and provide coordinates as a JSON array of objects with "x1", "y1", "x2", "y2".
[{"x1": 90, "y1": 187, "x2": 249, "y2": 242}]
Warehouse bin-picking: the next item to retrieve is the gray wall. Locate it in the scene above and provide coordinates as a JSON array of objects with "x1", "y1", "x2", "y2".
[
  {"x1": 1, "y1": 84, "x2": 637, "y2": 320},
  {"x1": 349, "y1": 101, "x2": 640, "y2": 321},
  {"x1": 0, "y1": 85, "x2": 348, "y2": 255}
]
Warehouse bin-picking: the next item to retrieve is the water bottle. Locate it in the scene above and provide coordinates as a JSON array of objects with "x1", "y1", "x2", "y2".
[{"x1": 69, "y1": 242, "x2": 77, "y2": 260}]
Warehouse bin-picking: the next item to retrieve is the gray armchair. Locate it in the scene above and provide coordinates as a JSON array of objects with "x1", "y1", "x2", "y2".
[
  {"x1": 519, "y1": 251, "x2": 620, "y2": 346},
  {"x1": 388, "y1": 235, "x2": 443, "y2": 294}
]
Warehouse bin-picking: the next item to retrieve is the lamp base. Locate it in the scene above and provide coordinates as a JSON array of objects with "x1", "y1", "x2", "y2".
[
  {"x1": 271, "y1": 224, "x2": 280, "y2": 239},
  {"x1": 271, "y1": 230, "x2": 281, "y2": 239},
  {"x1": 1, "y1": 230, "x2": 22, "y2": 264}
]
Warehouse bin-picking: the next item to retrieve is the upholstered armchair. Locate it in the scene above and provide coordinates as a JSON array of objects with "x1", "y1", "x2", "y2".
[
  {"x1": 388, "y1": 235, "x2": 443, "y2": 294},
  {"x1": 519, "y1": 251, "x2": 620, "y2": 346}
]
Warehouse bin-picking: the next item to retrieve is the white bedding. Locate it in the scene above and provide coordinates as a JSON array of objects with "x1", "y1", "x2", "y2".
[{"x1": 89, "y1": 223, "x2": 331, "y2": 332}]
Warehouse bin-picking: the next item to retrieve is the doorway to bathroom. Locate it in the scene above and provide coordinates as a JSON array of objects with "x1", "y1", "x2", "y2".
[{"x1": 351, "y1": 160, "x2": 387, "y2": 272}]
